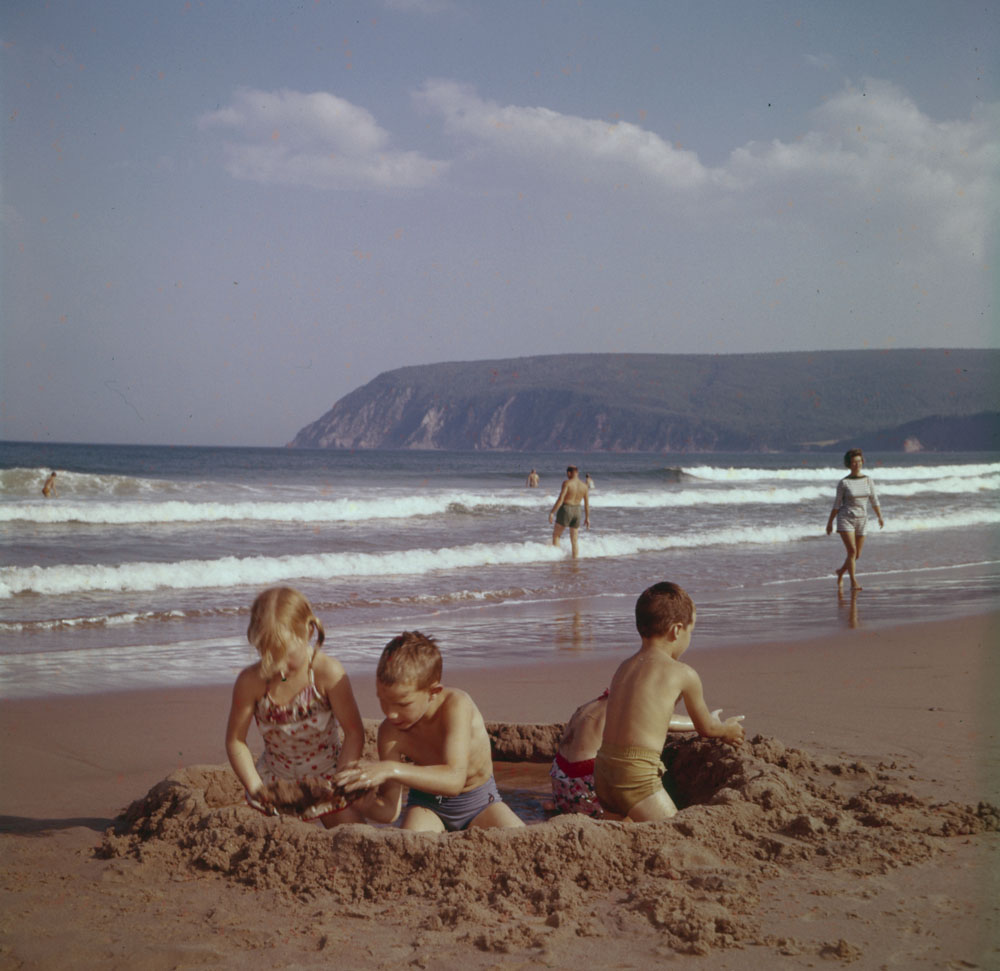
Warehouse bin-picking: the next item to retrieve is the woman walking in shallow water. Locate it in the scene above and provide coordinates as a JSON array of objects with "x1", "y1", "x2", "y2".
[{"x1": 826, "y1": 448, "x2": 884, "y2": 591}]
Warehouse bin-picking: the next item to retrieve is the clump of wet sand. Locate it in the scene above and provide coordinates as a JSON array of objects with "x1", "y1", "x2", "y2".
[
  {"x1": 101, "y1": 726, "x2": 997, "y2": 957},
  {"x1": 255, "y1": 775, "x2": 367, "y2": 818}
]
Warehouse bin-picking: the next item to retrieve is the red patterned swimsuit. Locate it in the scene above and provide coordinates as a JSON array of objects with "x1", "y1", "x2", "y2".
[
  {"x1": 549, "y1": 752, "x2": 602, "y2": 817},
  {"x1": 253, "y1": 667, "x2": 342, "y2": 784}
]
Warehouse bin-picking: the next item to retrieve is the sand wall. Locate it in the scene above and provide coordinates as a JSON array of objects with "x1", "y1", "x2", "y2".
[{"x1": 101, "y1": 729, "x2": 997, "y2": 956}]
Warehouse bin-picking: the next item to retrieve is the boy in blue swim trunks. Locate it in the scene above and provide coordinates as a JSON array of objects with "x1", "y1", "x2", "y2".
[{"x1": 336, "y1": 631, "x2": 525, "y2": 832}]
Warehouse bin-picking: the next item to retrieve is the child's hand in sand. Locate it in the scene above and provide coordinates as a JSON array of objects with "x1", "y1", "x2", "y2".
[
  {"x1": 244, "y1": 787, "x2": 279, "y2": 816},
  {"x1": 334, "y1": 760, "x2": 389, "y2": 793},
  {"x1": 720, "y1": 714, "x2": 745, "y2": 747}
]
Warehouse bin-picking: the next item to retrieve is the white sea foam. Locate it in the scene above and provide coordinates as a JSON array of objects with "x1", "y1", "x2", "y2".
[
  {"x1": 591, "y1": 476, "x2": 999, "y2": 508},
  {"x1": 0, "y1": 542, "x2": 564, "y2": 597},
  {"x1": 687, "y1": 462, "x2": 1000, "y2": 483},
  {"x1": 594, "y1": 485, "x2": 831, "y2": 508},
  {"x1": 0, "y1": 589, "x2": 527, "y2": 633},
  {"x1": 0, "y1": 491, "x2": 545, "y2": 525},
  {"x1": 872, "y1": 474, "x2": 1000, "y2": 496},
  {"x1": 6, "y1": 472, "x2": 995, "y2": 526},
  {"x1": 5, "y1": 507, "x2": 997, "y2": 598},
  {"x1": 0, "y1": 466, "x2": 188, "y2": 498},
  {"x1": 6, "y1": 460, "x2": 996, "y2": 503},
  {"x1": 0, "y1": 609, "x2": 185, "y2": 633}
]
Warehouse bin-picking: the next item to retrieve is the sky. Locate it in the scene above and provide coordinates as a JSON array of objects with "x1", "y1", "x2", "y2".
[{"x1": 1, "y1": 0, "x2": 997, "y2": 447}]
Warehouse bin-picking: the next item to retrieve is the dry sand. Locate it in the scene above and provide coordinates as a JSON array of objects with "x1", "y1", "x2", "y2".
[{"x1": 1, "y1": 612, "x2": 998, "y2": 970}]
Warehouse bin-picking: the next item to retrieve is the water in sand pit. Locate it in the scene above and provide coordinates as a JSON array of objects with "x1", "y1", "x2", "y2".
[{"x1": 493, "y1": 762, "x2": 551, "y2": 823}]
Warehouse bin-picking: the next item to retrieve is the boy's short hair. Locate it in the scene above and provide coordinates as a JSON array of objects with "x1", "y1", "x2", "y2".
[
  {"x1": 377, "y1": 631, "x2": 442, "y2": 689},
  {"x1": 843, "y1": 448, "x2": 864, "y2": 468},
  {"x1": 634, "y1": 582, "x2": 695, "y2": 638},
  {"x1": 247, "y1": 586, "x2": 324, "y2": 679}
]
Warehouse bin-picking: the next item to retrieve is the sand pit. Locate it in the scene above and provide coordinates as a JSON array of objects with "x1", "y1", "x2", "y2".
[{"x1": 100, "y1": 725, "x2": 998, "y2": 957}]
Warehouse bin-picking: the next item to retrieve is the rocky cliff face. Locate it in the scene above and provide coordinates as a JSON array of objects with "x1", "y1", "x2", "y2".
[
  {"x1": 289, "y1": 351, "x2": 1000, "y2": 451},
  {"x1": 292, "y1": 387, "x2": 751, "y2": 452}
]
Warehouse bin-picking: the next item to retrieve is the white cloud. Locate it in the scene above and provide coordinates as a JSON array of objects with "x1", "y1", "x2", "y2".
[
  {"x1": 416, "y1": 78, "x2": 997, "y2": 258},
  {"x1": 414, "y1": 79, "x2": 718, "y2": 190},
  {"x1": 727, "y1": 79, "x2": 999, "y2": 251},
  {"x1": 200, "y1": 81, "x2": 997, "y2": 261},
  {"x1": 198, "y1": 88, "x2": 448, "y2": 190}
]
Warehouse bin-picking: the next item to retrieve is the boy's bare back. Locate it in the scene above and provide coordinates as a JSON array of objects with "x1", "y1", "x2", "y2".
[
  {"x1": 559, "y1": 693, "x2": 608, "y2": 762},
  {"x1": 602, "y1": 650, "x2": 695, "y2": 753}
]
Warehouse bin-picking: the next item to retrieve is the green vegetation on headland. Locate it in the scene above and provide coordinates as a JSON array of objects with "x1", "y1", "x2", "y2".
[{"x1": 290, "y1": 349, "x2": 1000, "y2": 452}]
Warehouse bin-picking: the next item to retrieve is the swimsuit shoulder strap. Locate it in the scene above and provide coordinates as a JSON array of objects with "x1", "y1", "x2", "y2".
[{"x1": 308, "y1": 647, "x2": 322, "y2": 694}]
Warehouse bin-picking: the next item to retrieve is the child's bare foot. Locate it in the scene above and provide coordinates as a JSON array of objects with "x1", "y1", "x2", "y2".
[{"x1": 851, "y1": 582, "x2": 863, "y2": 591}]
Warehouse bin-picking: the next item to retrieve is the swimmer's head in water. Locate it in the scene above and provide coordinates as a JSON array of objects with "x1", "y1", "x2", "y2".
[{"x1": 246, "y1": 586, "x2": 323, "y2": 679}]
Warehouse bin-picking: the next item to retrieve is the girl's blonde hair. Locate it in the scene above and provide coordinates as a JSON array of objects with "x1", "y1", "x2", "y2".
[{"x1": 247, "y1": 587, "x2": 324, "y2": 679}]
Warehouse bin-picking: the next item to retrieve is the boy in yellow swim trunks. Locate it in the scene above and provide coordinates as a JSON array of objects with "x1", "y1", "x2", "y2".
[{"x1": 595, "y1": 581, "x2": 745, "y2": 821}]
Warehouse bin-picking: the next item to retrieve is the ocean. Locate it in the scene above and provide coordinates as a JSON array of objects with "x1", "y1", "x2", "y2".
[{"x1": 2, "y1": 442, "x2": 998, "y2": 699}]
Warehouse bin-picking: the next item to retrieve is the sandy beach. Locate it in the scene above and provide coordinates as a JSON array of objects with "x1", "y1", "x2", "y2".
[{"x1": 1, "y1": 611, "x2": 998, "y2": 970}]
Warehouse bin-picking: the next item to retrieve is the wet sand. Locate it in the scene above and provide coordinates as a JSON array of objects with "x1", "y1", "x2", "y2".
[{"x1": 1, "y1": 611, "x2": 998, "y2": 969}]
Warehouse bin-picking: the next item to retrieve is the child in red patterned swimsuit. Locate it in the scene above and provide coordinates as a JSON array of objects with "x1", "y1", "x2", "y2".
[{"x1": 225, "y1": 586, "x2": 366, "y2": 827}]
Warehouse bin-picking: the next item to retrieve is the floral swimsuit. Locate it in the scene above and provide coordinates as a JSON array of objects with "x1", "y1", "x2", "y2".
[
  {"x1": 549, "y1": 752, "x2": 603, "y2": 817},
  {"x1": 253, "y1": 664, "x2": 342, "y2": 785}
]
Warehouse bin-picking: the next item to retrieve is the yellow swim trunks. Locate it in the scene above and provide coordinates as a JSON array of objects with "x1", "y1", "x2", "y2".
[{"x1": 594, "y1": 743, "x2": 665, "y2": 816}]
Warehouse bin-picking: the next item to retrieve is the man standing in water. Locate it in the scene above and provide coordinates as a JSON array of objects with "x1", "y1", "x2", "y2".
[
  {"x1": 42, "y1": 471, "x2": 57, "y2": 497},
  {"x1": 549, "y1": 465, "x2": 590, "y2": 558}
]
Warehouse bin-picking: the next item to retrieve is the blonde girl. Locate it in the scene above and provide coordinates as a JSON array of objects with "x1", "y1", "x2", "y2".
[{"x1": 226, "y1": 587, "x2": 366, "y2": 826}]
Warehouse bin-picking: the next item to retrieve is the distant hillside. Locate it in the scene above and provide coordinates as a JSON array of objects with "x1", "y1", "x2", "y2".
[
  {"x1": 290, "y1": 350, "x2": 1000, "y2": 452},
  {"x1": 827, "y1": 411, "x2": 1000, "y2": 453}
]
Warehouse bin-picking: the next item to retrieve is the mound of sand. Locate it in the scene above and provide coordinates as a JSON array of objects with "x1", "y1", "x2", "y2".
[{"x1": 100, "y1": 728, "x2": 997, "y2": 957}]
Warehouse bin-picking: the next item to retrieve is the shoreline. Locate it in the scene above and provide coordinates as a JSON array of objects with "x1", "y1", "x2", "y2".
[{"x1": 3, "y1": 559, "x2": 997, "y2": 701}]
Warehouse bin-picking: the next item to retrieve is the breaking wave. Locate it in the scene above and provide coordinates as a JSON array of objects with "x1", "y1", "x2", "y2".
[{"x1": 5, "y1": 508, "x2": 997, "y2": 599}]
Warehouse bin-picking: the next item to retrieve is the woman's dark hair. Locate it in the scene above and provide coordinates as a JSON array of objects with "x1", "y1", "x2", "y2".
[{"x1": 843, "y1": 448, "x2": 864, "y2": 469}]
